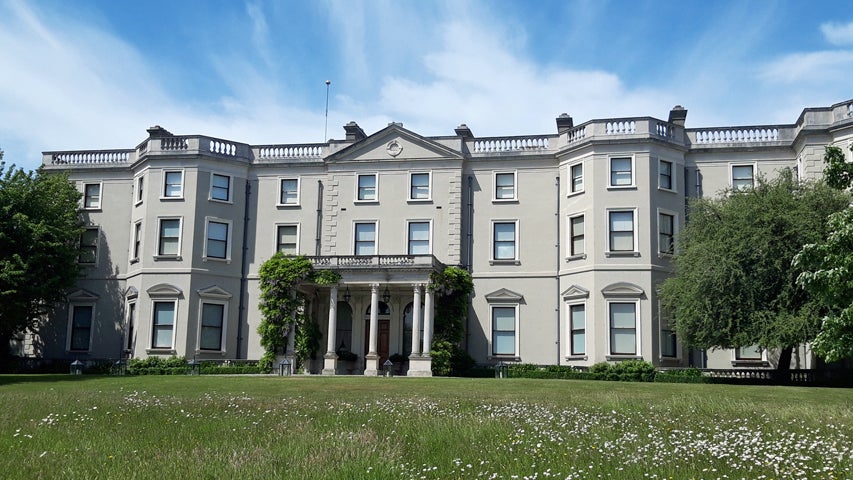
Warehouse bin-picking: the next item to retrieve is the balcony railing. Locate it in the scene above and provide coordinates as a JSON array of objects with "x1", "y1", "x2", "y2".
[
  {"x1": 307, "y1": 255, "x2": 442, "y2": 270},
  {"x1": 45, "y1": 149, "x2": 135, "y2": 166},
  {"x1": 253, "y1": 144, "x2": 328, "y2": 160}
]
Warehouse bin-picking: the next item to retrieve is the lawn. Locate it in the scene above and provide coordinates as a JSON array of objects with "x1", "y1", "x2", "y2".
[{"x1": 0, "y1": 375, "x2": 850, "y2": 479}]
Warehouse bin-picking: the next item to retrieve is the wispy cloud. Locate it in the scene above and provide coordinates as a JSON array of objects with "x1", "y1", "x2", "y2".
[
  {"x1": 821, "y1": 21, "x2": 853, "y2": 46},
  {"x1": 246, "y1": 1, "x2": 273, "y2": 68},
  {"x1": 758, "y1": 50, "x2": 853, "y2": 84}
]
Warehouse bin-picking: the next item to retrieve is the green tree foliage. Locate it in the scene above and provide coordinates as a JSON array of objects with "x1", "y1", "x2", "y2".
[
  {"x1": 659, "y1": 169, "x2": 849, "y2": 368},
  {"x1": 257, "y1": 254, "x2": 339, "y2": 371},
  {"x1": 428, "y1": 266, "x2": 474, "y2": 375},
  {"x1": 0, "y1": 157, "x2": 83, "y2": 354},
  {"x1": 821, "y1": 144, "x2": 853, "y2": 190}
]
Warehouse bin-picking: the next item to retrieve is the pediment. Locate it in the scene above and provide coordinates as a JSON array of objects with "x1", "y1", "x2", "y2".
[
  {"x1": 484, "y1": 288, "x2": 525, "y2": 303},
  {"x1": 197, "y1": 285, "x2": 233, "y2": 299},
  {"x1": 125, "y1": 286, "x2": 139, "y2": 299},
  {"x1": 562, "y1": 285, "x2": 589, "y2": 300},
  {"x1": 601, "y1": 282, "x2": 645, "y2": 298},
  {"x1": 327, "y1": 124, "x2": 463, "y2": 164},
  {"x1": 147, "y1": 283, "x2": 183, "y2": 298},
  {"x1": 67, "y1": 288, "x2": 99, "y2": 301}
]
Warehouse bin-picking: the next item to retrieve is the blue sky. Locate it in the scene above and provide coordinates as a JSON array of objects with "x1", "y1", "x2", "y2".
[{"x1": 1, "y1": 0, "x2": 852, "y2": 171}]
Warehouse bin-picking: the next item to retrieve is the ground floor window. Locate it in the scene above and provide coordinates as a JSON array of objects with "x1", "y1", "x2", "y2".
[
  {"x1": 152, "y1": 301, "x2": 175, "y2": 349},
  {"x1": 199, "y1": 303, "x2": 224, "y2": 350},
  {"x1": 69, "y1": 305, "x2": 93, "y2": 351},
  {"x1": 569, "y1": 304, "x2": 585, "y2": 355},
  {"x1": 609, "y1": 302, "x2": 637, "y2": 355},
  {"x1": 492, "y1": 306, "x2": 517, "y2": 356}
]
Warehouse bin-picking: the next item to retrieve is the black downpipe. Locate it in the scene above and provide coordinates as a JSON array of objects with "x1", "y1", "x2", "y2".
[
  {"x1": 466, "y1": 176, "x2": 474, "y2": 270},
  {"x1": 235, "y1": 179, "x2": 252, "y2": 359},
  {"x1": 555, "y1": 175, "x2": 561, "y2": 366},
  {"x1": 316, "y1": 180, "x2": 324, "y2": 255}
]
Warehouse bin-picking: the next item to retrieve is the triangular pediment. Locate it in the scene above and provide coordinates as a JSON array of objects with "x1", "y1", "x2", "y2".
[
  {"x1": 327, "y1": 124, "x2": 463, "y2": 164},
  {"x1": 562, "y1": 285, "x2": 589, "y2": 300},
  {"x1": 484, "y1": 288, "x2": 525, "y2": 303},
  {"x1": 67, "y1": 288, "x2": 99, "y2": 301},
  {"x1": 125, "y1": 286, "x2": 139, "y2": 299},
  {"x1": 197, "y1": 285, "x2": 233, "y2": 299},
  {"x1": 601, "y1": 282, "x2": 645, "y2": 298},
  {"x1": 147, "y1": 283, "x2": 183, "y2": 298}
]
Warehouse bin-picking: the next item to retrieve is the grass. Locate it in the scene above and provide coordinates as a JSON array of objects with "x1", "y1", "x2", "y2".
[{"x1": 0, "y1": 375, "x2": 851, "y2": 479}]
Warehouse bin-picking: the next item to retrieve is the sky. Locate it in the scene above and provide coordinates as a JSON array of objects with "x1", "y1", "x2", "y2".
[{"x1": 1, "y1": 0, "x2": 852, "y2": 171}]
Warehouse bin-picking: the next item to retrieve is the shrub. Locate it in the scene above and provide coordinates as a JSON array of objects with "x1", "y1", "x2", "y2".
[
  {"x1": 655, "y1": 367, "x2": 708, "y2": 384},
  {"x1": 127, "y1": 356, "x2": 189, "y2": 375}
]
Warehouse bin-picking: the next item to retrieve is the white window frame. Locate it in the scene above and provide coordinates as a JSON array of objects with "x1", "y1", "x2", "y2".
[
  {"x1": 130, "y1": 220, "x2": 143, "y2": 263},
  {"x1": 203, "y1": 217, "x2": 233, "y2": 262},
  {"x1": 275, "y1": 223, "x2": 300, "y2": 255},
  {"x1": 67, "y1": 304, "x2": 95, "y2": 353},
  {"x1": 657, "y1": 209, "x2": 677, "y2": 256},
  {"x1": 125, "y1": 299, "x2": 137, "y2": 352},
  {"x1": 658, "y1": 159, "x2": 676, "y2": 192},
  {"x1": 569, "y1": 163, "x2": 584, "y2": 195},
  {"x1": 150, "y1": 300, "x2": 177, "y2": 350},
  {"x1": 134, "y1": 173, "x2": 145, "y2": 205},
  {"x1": 606, "y1": 208, "x2": 639, "y2": 256},
  {"x1": 730, "y1": 163, "x2": 756, "y2": 191},
  {"x1": 353, "y1": 221, "x2": 378, "y2": 256},
  {"x1": 567, "y1": 213, "x2": 585, "y2": 259},
  {"x1": 162, "y1": 169, "x2": 185, "y2": 199},
  {"x1": 567, "y1": 302, "x2": 586, "y2": 356},
  {"x1": 355, "y1": 173, "x2": 378, "y2": 203},
  {"x1": 78, "y1": 226, "x2": 100, "y2": 265},
  {"x1": 278, "y1": 177, "x2": 301, "y2": 206},
  {"x1": 197, "y1": 299, "x2": 228, "y2": 352},
  {"x1": 489, "y1": 304, "x2": 519, "y2": 357},
  {"x1": 82, "y1": 182, "x2": 102, "y2": 210},
  {"x1": 155, "y1": 217, "x2": 183, "y2": 259},
  {"x1": 406, "y1": 219, "x2": 432, "y2": 255},
  {"x1": 209, "y1": 173, "x2": 233, "y2": 203},
  {"x1": 490, "y1": 219, "x2": 519, "y2": 263},
  {"x1": 658, "y1": 298, "x2": 679, "y2": 359},
  {"x1": 608, "y1": 156, "x2": 635, "y2": 188},
  {"x1": 493, "y1": 171, "x2": 518, "y2": 202},
  {"x1": 408, "y1": 172, "x2": 432, "y2": 202},
  {"x1": 607, "y1": 299, "x2": 640, "y2": 356},
  {"x1": 734, "y1": 345, "x2": 766, "y2": 362}
]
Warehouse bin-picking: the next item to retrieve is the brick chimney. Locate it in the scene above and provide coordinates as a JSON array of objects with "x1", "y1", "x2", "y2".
[
  {"x1": 344, "y1": 121, "x2": 366, "y2": 142},
  {"x1": 668, "y1": 106, "x2": 687, "y2": 126},
  {"x1": 556, "y1": 113, "x2": 574, "y2": 133}
]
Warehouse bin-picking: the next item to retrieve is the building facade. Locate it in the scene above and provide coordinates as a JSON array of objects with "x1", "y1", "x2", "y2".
[{"x1": 27, "y1": 99, "x2": 853, "y2": 374}]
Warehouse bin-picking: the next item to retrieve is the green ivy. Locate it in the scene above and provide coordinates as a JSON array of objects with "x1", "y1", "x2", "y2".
[
  {"x1": 428, "y1": 266, "x2": 474, "y2": 375},
  {"x1": 257, "y1": 254, "x2": 341, "y2": 372}
]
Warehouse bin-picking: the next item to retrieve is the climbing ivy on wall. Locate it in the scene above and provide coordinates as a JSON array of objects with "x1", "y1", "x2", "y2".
[
  {"x1": 428, "y1": 266, "x2": 475, "y2": 375},
  {"x1": 257, "y1": 254, "x2": 340, "y2": 372}
]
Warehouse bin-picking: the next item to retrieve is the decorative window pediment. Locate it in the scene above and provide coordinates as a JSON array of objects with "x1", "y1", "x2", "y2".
[
  {"x1": 485, "y1": 288, "x2": 525, "y2": 303},
  {"x1": 197, "y1": 285, "x2": 233, "y2": 300},
  {"x1": 147, "y1": 283, "x2": 183, "y2": 298},
  {"x1": 125, "y1": 286, "x2": 139, "y2": 299},
  {"x1": 67, "y1": 288, "x2": 99, "y2": 302},
  {"x1": 602, "y1": 282, "x2": 645, "y2": 298},
  {"x1": 562, "y1": 285, "x2": 589, "y2": 301}
]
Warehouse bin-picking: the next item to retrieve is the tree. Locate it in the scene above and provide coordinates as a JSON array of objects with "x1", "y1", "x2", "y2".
[
  {"x1": 0, "y1": 155, "x2": 83, "y2": 355},
  {"x1": 659, "y1": 169, "x2": 850, "y2": 369}
]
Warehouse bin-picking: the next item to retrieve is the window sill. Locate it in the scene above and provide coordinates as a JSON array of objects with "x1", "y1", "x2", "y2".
[
  {"x1": 209, "y1": 198, "x2": 233, "y2": 205},
  {"x1": 134, "y1": 200, "x2": 143, "y2": 207},
  {"x1": 606, "y1": 355, "x2": 642, "y2": 361},
  {"x1": 567, "y1": 190, "x2": 584, "y2": 198},
  {"x1": 488, "y1": 355, "x2": 521, "y2": 362},
  {"x1": 731, "y1": 360, "x2": 769, "y2": 367},
  {"x1": 203, "y1": 257, "x2": 231, "y2": 264},
  {"x1": 566, "y1": 254, "x2": 586, "y2": 262},
  {"x1": 146, "y1": 349, "x2": 176, "y2": 355},
  {"x1": 605, "y1": 251, "x2": 640, "y2": 257},
  {"x1": 153, "y1": 255, "x2": 182, "y2": 261},
  {"x1": 276, "y1": 203, "x2": 301, "y2": 208},
  {"x1": 407, "y1": 198, "x2": 432, "y2": 203},
  {"x1": 657, "y1": 187, "x2": 677, "y2": 194},
  {"x1": 565, "y1": 355, "x2": 588, "y2": 361},
  {"x1": 82, "y1": 207, "x2": 102, "y2": 212},
  {"x1": 489, "y1": 259, "x2": 521, "y2": 266},
  {"x1": 159, "y1": 196, "x2": 184, "y2": 201},
  {"x1": 354, "y1": 200, "x2": 379, "y2": 204},
  {"x1": 606, "y1": 185, "x2": 637, "y2": 190},
  {"x1": 657, "y1": 252, "x2": 674, "y2": 258},
  {"x1": 129, "y1": 258, "x2": 139, "y2": 265},
  {"x1": 492, "y1": 199, "x2": 518, "y2": 204}
]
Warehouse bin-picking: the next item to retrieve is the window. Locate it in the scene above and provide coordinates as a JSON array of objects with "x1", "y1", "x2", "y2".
[
  {"x1": 151, "y1": 301, "x2": 175, "y2": 349},
  {"x1": 135, "y1": 175, "x2": 144, "y2": 204},
  {"x1": 279, "y1": 178, "x2": 300, "y2": 205},
  {"x1": 609, "y1": 302, "x2": 637, "y2": 355},
  {"x1": 356, "y1": 174, "x2": 377, "y2": 201},
  {"x1": 569, "y1": 215, "x2": 584, "y2": 257},
  {"x1": 731, "y1": 165, "x2": 754, "y2": 191},
  {"x1": 335, "y1": 302, "x2": 353, "y2": 353},
  {"x1": 409, "y1": 173, "x2": 431, "y2": 201},
  {"x1": 608, "y1": 210, "x2": 636, "y2": 253},
  {"x1": 199, "y1": 303, "x2": 224, "y2": 351},
  {"x1": 407, "y1": 221, "x2": 430, "y2": 255},
  {"x1": 131, "y1": 221, "x2": 142, "y2": 261},
  {"x1": 491, "y1": 306, "x2": 517, "y2": 356},
  {"x1": 609, "y1": 157, "x2": 633, "y2": 187},
  {"x1": 163, "y1": 171, "x2": 184, "y2": 198},
  {"x1": 570, "y1": 164, "x2": 583, "y2": 194},
  {"x1": 276, "y1": 225, "x2": 298, "y2": 254},
  {"x1": 157, "y1": 218, "x2": 181, "y2": 256},
  {"x1": 354, "y1": 222, "x2": 377, "y2": 255},
  {"x1": 126, "y1": 301, "x2": 136, "y2": 351},
  {"x1": 403, "y1": 302, "x2": 425, "y2": 356},
  {"x1": 736, "y1": 345, "x2": 763, "y2": 360},
  {"x1": 205, "y1": 220, "x2": 230, "y2": 260},
  {"x1": 494, "y1": 172, "x2": 516, "y2": 200},
  {"x1": 569, "y1": 304, "x2": 585, "y2": 355},
  {"x1": 78, "y1": 227, "x2": 99, "y2": 264},
  {"x1": 659, "y1": 160, "x2": 673, "y2": 190},
  {"x1": 492, "y1": 221, "x2": 517, "y2": 261},
  {"x1": 658, "y1": 212, "x2": 674, "y2": 254},
  {"x1": 83, "y1": 183, "x2": 101, "y2": 209},
  {"x1": 661, "y1": 329, "x2": 677, "y2": 358},
  {"x1": 69, "y1": 305, "x2": 93, "y2": 351},
  {"x1": 210, "y1": 173, "x2": 231, "y2": 202}
]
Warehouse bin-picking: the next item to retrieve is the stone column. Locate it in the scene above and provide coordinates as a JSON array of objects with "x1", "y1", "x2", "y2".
[
  {"x1": 408, "y1": 284, "x2": 434, "y2": 377},
  {"x1": 410, "y1": 283, "x2": 422, "y2": 356},
  {"x1": 323, "y1": 284, "x2": 339, "y2": 375},
  {"x1": 422, "y1": 286, "x2": 434, "y2": 356},
  {"x1": 285, "y1": 323, "x2": 296, "y2": 375},
  {"x1": 364, "y1": 283, "x2": 380, "y2": 376}
]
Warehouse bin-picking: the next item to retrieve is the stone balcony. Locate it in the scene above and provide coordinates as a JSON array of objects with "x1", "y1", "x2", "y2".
[{"x1": 307, "y1": 254, "x2": 444, "y2": 272}]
